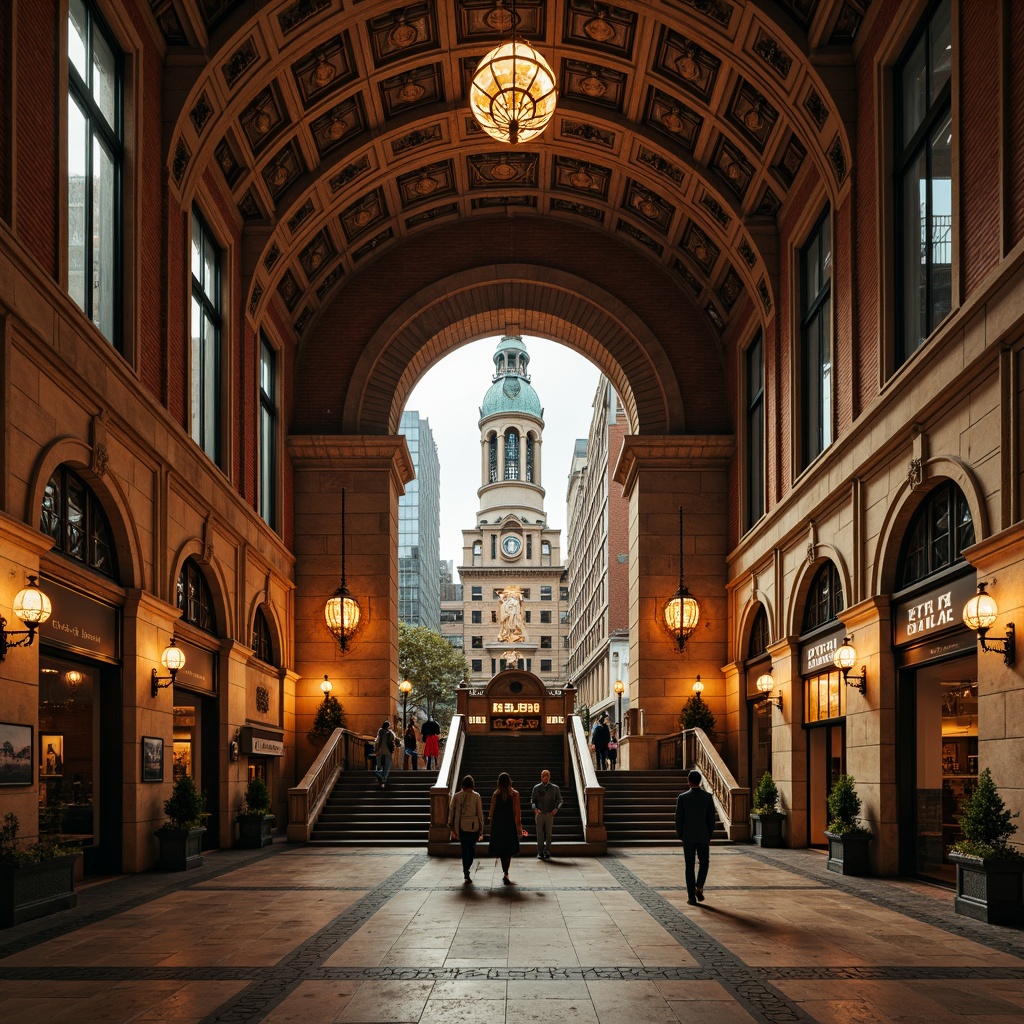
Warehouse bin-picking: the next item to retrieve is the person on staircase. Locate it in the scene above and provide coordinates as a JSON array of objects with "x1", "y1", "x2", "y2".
[
  {"x1": 373, "y1": 721, "x2": 397, "y2": 790},
  {"x1": 675, "y1": 769, "x2": 716, "y2": 906},
  {"x1": 448, "y1": 774, "x2": 484, "y2": 884},
  {"x1": 488, "y1": 771, "x2": 525, "y2": 885},
  {"x1": 531, "y1": 769, "x2": 562, "y2": 861},
  {"x1": 422, "y1": 716, "x2": 441, "y2": 770},
  {"x1": 403, "y1": 722, "x2": 419, "y2": 770},
  {"x1": 590, "y1": 714, "x2": 611, "y2": 770},
  {"x1": 607, "y1": 726, "x2": 619, "y2": 771}
]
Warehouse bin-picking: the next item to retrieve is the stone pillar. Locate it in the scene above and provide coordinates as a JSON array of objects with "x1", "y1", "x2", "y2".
[
  {"x1": 288, "y1": 436, "x2": 415, "y2": 773},
  {"x1": 766, "y1": 636, "x2": 803, "y2": 847},
  {"x1": 613, "y1": 436, "x2": 734, "y2": 757}
]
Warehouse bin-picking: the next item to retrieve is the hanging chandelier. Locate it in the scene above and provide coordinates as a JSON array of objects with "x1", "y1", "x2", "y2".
[{"x1": 469, "y1": 2, "x2": 557, "y2": 145}]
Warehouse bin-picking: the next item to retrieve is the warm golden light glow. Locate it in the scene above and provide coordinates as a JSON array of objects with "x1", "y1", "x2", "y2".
[
  {"x1": 399, "y1": 679, "x2": 413, "y2": 695},
  {"x1": 12, "y1": 576, "x2": 51, "y2": 626},
  {"x1": 161, "y1": 640, "x2": 186, "y2": 673},
  {"x1": 692, "y1": 675, "x2": 704, "y2": 695},
  {"x1": 325, "y1": 588, "x2": 362, "y2": 648},
  {"x1": 756, "y1": 673, "x2": 774, "y2": 694},
  {"x1": 833, "y1": 638, "x2": 858, "y2": 672},
  {"x1": 663, "y1": 590, "x2": 700, "y2": 635},
  {"x1": 469, "y1": 38, "x2": 557, "y2": 145},
  {"x1": 321, "y1": 675, "x2": 333, "y2": 695},
  {"x1": 963, "y1": 587, "x2": 998, "y2": 631}
]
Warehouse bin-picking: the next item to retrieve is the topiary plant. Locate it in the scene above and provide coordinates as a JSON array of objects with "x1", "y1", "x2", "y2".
[
  {"x1": 680, "y1": 693, "x2": 716, "y2": 737},
  {"x1": 826, "y1": 773, "x2": 869, "y2": 835},
  {"x1": 307, "y1": 694, "x2": 347, "y2": 745},
  {"x1": 952, "y1": 768, "x2": 1022, "y2": 859},
  {"x1": 752, "y1": 771, "x2": 780, "y2": 815},
  {"x1": 574, "y1": 701, "x2": 591, "y2": 735},
  {"x1": 163, "y1": 773, "x2": 206, "y2": 830},
  {"x1": 241, "y1": 776, "x2": 271, "y2": 817}
]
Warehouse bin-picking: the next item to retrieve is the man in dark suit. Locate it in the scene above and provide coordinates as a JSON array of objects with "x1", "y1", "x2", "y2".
[{"x1": 675, "y1": 769, "x2": 716, "y2": 905}]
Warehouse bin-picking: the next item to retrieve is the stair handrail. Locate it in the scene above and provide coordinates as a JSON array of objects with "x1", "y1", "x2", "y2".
[
  {"x1": 287, "y1": 727, "x2": 370, "y2": 842},
  {"x1": 428, "y1": 714, "x2": 466, "y2": 851},
  {"x1": 567, "y1": 714, "x2": 606, "y2": 845},
  {"x1": 676, "y1": 727, "x2": 751, "y2": 842}
]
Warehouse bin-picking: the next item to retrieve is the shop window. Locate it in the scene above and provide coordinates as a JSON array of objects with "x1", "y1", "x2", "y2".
[
  {"x1": 895, "y1": 0, "x2": 952, "y2": 365},
  {"x1": 748, "y1": 606, "x2": 770, "y2": 659},
  {"x1": 800, "y1": 207, "x2": 832, "y2": 468},
  {"x1": 898, "y1": 481, "x2": 974, "y2": 588},
  {"x1": 259, "y1": 334, "x2": 277, "y2": 529},
  {"x1": 177, "y1": 557, "x2": 216, "y2": 634},
  {"x1": 190, "y1": 206, "x2": 222, "y2": 464},
  {"x1": 805, "y1": 671, "x2": 846, "y2": 723},
  {"x1": 746, "y1": 332, "x2": 765, "y2": 528},
  {"x1": 67, "y1": 0, "x2": 122, "y2": 346},
  {"x1": 251, "y1": 607, "x2": 273, "y2": 665},
  {"x1": 802, "y1": 562, "x2": 844, "y2": 633},
  {"x1": 40, "y1": 465, "x2": 118, "y2": 579}
]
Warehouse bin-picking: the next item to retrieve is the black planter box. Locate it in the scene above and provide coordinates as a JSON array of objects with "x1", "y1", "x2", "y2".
[
  {"x1": 950, "y1": 852, "x2": 1024, "y2": 926},
  {"x1": 0, "y1": 855, "x2": 79, "y2": 928},
  {"x1": 154, "y1": 827, "x2": 206, "y2": 871},
  {"x1": 236, "y1": 814, "x2": 274, "y2": 849},
  {"x1": 750, "y1": 812, "x2": 786, "y2": 848},
  {"x1": 825, "y1": 829, "x2": 872, "y2": 875}
]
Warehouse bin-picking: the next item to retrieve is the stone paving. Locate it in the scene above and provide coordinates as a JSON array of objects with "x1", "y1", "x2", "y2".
[{"x1": 2, "y1": 843, "x2": 1023, "y2": 1022}]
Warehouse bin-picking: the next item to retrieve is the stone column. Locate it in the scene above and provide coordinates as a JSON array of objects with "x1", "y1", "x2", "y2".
[
  {"x1": 288, "y1": 436, "x2": 415, "y2": 771},
  {"x1": 613, "y1": 436, "x2": 734, "y2": 758}
]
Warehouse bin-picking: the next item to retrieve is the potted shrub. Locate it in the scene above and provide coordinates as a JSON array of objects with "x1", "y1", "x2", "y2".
[
  {"x1": 679, "y1": 693, "x2": 716, "y2": 739},
  {"x1": 750, "y1": 771, "x2": 786, "y2": 848},
  {"x1": 824, "y1": 773, "x2": 872, "y2": 875},
  {"x1": 154, "y1": 773, "x2": 207, "y2": 870},
  {"x1": 949, "y1": 768, "x2": 1023, "y2": 925},
  {"x1": 307, "y1": 694, "x2": 347, "y2": 747},
  {"x1": 0, "y1": 812, "x2": 81, "y2": 928},
  {"x1": 236, "y1": 776, "x2": 274, "y2": 849}
]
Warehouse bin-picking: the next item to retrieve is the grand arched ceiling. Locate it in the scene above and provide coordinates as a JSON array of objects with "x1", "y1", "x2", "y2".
[{"x1": 158, "y1": 0, "x2": 868, "y2": 345}]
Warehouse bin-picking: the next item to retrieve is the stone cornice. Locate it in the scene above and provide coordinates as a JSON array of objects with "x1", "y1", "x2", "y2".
[
  {"x1": 286, "y1": 435, "x2": 416, "y2": 488},
  {"x1": 613, "y1": 435, "x2": 735, "y2": 494}
]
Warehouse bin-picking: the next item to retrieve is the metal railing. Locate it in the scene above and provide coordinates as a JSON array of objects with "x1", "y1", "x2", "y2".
[
  {"x1": 658, "y1": 728, "x2": 750, "y2": 842},
  {"x1": 567, "y1": 714, "x2": 606, "y2": 845},
  {"x1": 287, "y1": 727, "x2": 370, "y2": 842},
  {"x1": 427, "y1": 714, "x2": 466, "y2": 851}
]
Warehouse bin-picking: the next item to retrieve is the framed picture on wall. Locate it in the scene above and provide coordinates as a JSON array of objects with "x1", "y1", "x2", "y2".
[
  {"x1": 0, "y1": 722, "x2": 33, "y2": 786},
  {"x1": 141, "y1": 736, "x2": 164, "y2": 783},
  {"x1": 40, "y1": 733, "x2": 64, "y2": 778}
]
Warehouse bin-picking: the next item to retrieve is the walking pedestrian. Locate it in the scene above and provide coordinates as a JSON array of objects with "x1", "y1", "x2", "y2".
[
  {"x1": 403, "y1": 722, "x2": 419, "y2": 770},
  {"x1": 448, "y1": 774, "x2": 484, "y2": 884},
  {"x1": 607, "y1": 726, "x2": 619, "y2": 770},
  {"x1": 373, "y1": 720, "x2": 397, "y2": 789},
  {"x1": 488, "y1": 771, "x2": 525, "y2": 885},
  {"x1": 422, "y1": 716, "x2": 441, "y2": 770},
  {"x1": 530, "y1": 768, "x2": 563, "y2": 860},
  {"x1": 590, "y1": 714, "x2": 611, "y2": 770},
  {"x1": 675, "y1": 769, "x2": 716, "y2": 905}
]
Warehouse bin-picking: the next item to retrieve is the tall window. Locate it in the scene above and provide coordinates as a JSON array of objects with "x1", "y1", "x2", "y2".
[
  {"x1": 259, "y1": 334, "x2": 277, "y2": 528},
  {"x1": 251, "y1": 607, "x2": 273, "y2": 664},
  {"x1": 504, "y1": 429, "x2": 520, "y2": 480},
  {"x1": 526, "y1": 436, "x2": 534, "y2": 482},
  {"x1": 748, "y1": 606, "x2": 769, "y2": 659},
  {"x1": 488, "y1": 436, "x2": 498, "y2": 483},
  {"x1": 191, "y1": 208, "x2": 221, "y2": 464},
  {"x1": 896, "y1": 0, "x2": 952, "y2": 365},
  {"x1": 899, "y1": 481, "x2": 974, "y2": 588},
  {"x1": 800, "y1": 208, "x2": 832, "y2": 468},
  {"x1": 802, "y1": 562, "x2": 844, "y2": 633},
  {"x1": 745, "y1": 333, "x2": 765, "y2": 528},
  {"x1": 40, "y1": 465, "x2": 117, "y2": 579},
  {"x1": 177, "y1": 558, "x2": 216, "y2": 634},
  {"x1": 67, "y1": 0, "x2": 122, "y2": 345}
]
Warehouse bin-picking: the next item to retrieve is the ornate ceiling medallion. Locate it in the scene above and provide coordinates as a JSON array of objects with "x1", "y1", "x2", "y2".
[{"x1": 583, "y1": 14, "x2": 615, "y2": 43}]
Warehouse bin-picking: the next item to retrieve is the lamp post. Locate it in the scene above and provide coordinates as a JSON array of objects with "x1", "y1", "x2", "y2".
[
  {"x1": 399, "y1": 678, "x2": 413, "y2": 730},
  {"x1": 613, "y1": 679, "x2": 625, "y2": 731}
]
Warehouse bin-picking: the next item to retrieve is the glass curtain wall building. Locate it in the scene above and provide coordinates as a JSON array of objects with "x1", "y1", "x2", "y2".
[{"x1": 398, "y1": 411, "x2": 441, "y2": 630}]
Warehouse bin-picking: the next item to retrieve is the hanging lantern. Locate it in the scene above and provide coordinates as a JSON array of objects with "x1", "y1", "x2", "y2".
[{"x1": 469, "y1": 37, "x2": 557, "y2": 145}]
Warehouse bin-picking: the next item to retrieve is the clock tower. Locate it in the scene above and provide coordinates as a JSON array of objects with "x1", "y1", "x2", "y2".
[{"x1": 456, "y1": 336, "x2": 569, "y2": 687}]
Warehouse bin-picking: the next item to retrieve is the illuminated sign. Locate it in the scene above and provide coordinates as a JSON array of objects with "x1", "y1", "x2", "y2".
[{"x1": 491, "y1": 701, "x2": 540, "y2": 714}]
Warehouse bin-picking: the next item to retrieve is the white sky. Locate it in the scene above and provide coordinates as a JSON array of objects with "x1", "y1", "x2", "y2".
[{"x1": 405, "y1": 335, "x2": 601, "y2": 581}]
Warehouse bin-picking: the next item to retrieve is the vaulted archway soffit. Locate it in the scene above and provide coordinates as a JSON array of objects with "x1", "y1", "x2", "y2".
[{"x1": 161, "y1": 0, "x2": 858, "y2": 346}]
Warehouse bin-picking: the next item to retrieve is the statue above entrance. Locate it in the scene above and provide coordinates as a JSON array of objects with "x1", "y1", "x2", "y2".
[{"x1": 497, "y1": 584, "x2": 526, "y2": 642}]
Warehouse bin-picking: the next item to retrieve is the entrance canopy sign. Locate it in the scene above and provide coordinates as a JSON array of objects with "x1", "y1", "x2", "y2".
[{"x1": 894, "y1": 573, "x2": 976, "y2": 647}]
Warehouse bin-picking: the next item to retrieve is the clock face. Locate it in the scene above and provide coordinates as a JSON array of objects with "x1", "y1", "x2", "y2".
[{"x1": 501, "y1": 535, "x2": 522, "y2": 557}]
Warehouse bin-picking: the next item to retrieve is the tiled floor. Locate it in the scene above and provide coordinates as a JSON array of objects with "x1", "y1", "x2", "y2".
[{"x1": 2, "y1": 844, "x2": 1023, "y2": 1022}]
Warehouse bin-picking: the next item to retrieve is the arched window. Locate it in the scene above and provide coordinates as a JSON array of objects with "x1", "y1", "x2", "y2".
[
  {"x1": 504, "y1": 429, "x2": 519, "y2": 480},
  {"x1": 526, "y1": 435, "x2": 534, "y2": 482},
  {"x1": 177, "y1": 558, "x2": 216, "y2": 634},
  {"x1": 488, "y1": 435, "x2": 497, "y2": 483},
  {"x1": 802, "y1": 562, "x2": 844, "y2": 633},
  {"x1": 899, "y1": 481, "x2": 974, "y2": 588},
  {"x1": 748, "y1": 606, "x2": 770, "y2": 659},
  {"x1": 40, "y1": 465, "x2": 118, "y2": 579},
  {"x1": 251, "y1": 607, "x2": 273, "y2": 665}
]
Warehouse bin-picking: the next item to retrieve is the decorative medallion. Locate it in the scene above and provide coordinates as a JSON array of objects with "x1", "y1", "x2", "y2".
[
  {"x1": 238, "y1": 190, "x2": 262, "y2": 221},
  {"x1": 467, "y1": 152, "x2": 539, "y2": 189},
  {"x1": 311, "y1": 96, "x2": 366, "y2": 157},
  {"x1": 564, "y1": 2, "x2": 637, "y2": 58},
  {"x1": 278, "y1": 271, "x2": 300, "y2": 311},
  {"x1": 682, "y1": 221, "x2": 720, "y2": 273},
  {"x1": 584, "y1": 15, "x2": 615, "y2": 43},
  {"x1": 755, "y1": 185, "x2": 781, "y2": 218},
  {"x1": 263, "y1": 244, "x2": 281, "y2": 272},
  {"x1": 255, "y1": 685, "x2": 270, "y2": 714},
  {"x1": 503, "y1": 378, "x2": 521, "y2": 398},
  {"x1": 392, "y1": 124, "x2": 443, "y2": 155},
  {"x1": 654, "y1": 29, "x2": 720, "y2": 100},
  {"x1": 291, "y1": 36, "x2": 357, "y2": 108},
  {"x1": 340, "y1": 187, "x2": 387, "y2": 242},
  {"x1": 397, "y1": 160, "x2": 456, "y2": 207},
  {"x1": 717, "y1": 266, "x2": 742, "y2": 311},
  {"x1": 553, "y1": 156, "x2": 610, "y2": 198},
  {"x1": 635, "y1": 146, "x2": 684, "y2": 185},
  {"x1": 753, "y1": 28, "x2": 792, "y2": 78},
  {"x1": 222, "y1": 37, "x2": 259, "y2": 89},
  {"x1": 300, "y1": 229, "x2": 335, "y2": 279},
  {"x1": 738, "y1": 238, "x2": 757, "y2": 267},
  {"x1": 215, "y1": 139, "x2": 242, "y2": 185},
  {"x1": 645, "y1": 88, "x2": 703, "y2": 152},
  {"x1": 189, "y1": 93, "x2": 213, "y2": 134}
]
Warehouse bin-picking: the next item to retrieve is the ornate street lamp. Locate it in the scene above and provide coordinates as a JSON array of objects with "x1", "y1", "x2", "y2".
[
  {"x1": 324, "y1": 488, "x2": 363, "y2": 653},
  {"x1": 0, "y1": 575, "x2": 52, "y2": 661},
  {"x1": 756, "y1": 671, "x2": 782, "y2": 711},
  {"x1": 151, "y1": 637, "x2": 185, "y2": 698},
  {"x1": 399, "y1": 678, "x2": 413, "y2": 730},
  {"x1": 614, "y1": 678, "x2": 625, "y2": 729},
  {"x1": 663, "y1": 507, "x2": 700, "y2": 652},
  {"x1": 833, "y1": 636, "x2": 867, "y2": 694},
  {"x1": 963, "y1": 582, "x2": 1016, "y2": 665}
]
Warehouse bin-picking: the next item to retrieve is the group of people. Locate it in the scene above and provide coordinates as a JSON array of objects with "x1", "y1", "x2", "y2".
[
  {"x1": 448, "y1": 768, "x2": 563, "y2": 884},
  {"x1": 589, "y1": 713, "x2": 620, "y2": 770},
  {"x1": 369, "y1": 717, "x2": 442, "y2": 789}
]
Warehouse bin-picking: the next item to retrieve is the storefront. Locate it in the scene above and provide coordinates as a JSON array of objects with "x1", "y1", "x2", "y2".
[
  {"x1": 894, "y1": 571, "x2": 978, "y2": 885},
  {"x1": 37, "y1": 577, "x2": 122, "y2": 875},
  {"x1": 239, "y1": 726, "x2": 285, "y2": 795}
]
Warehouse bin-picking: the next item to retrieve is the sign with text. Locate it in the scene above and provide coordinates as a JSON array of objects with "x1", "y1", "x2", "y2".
[
  {"x1": 800, "y1": 625, "x2": 848, "y2": 677},
  {"x1": 173, "y1": 639, "x2": 217, "y2": 694},
  {"x1": 40, "y1": 578, "x2": 119, "y2": 661},
  {"x1": 240, "y1": 727, "x2": 285, "y2": 757},
  {"x1": 894, "y1": 574, "x2": 976, "y2": 647}
]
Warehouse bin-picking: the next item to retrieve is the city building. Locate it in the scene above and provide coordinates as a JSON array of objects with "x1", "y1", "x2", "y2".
[
  {"x1": 452, "y1": 336, "x2": 570, "y2": 685},
  {"x1": 566, "y1": 379, "x2": 630, "y2": 726},
  {"x1": 439, "y1": 560, "x2": 464, "y2": 652},
  {"x1": 397, "y1": 411, "x2": 440, "y2": 630},
  {"x1": 0, "y1": 0, "x2": 1021, "y2": 883}
]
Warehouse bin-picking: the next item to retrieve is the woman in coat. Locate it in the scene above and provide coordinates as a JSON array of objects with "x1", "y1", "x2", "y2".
[
  {"x1": 448, "y1": 774, "x2": 484, "y2": 883},
  {"x1": 487, "y1": 771, "x2": 524, "y2": 886}
]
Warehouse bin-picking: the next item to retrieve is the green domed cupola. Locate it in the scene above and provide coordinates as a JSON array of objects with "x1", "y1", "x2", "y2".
[{"x1": 480, "y1": 335, "x2": 544, "y2": 420}]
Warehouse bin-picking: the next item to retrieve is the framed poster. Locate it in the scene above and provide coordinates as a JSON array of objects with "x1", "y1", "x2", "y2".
[
  {"x1": 0, "y1": 722, "x2": 33, "y2": 786},
  {"x1": 141, "y1": 736, "x2": 164, "y2": 783},
  {"x1": 40, "y1": 733, "x2": 64, "y2": 777}
]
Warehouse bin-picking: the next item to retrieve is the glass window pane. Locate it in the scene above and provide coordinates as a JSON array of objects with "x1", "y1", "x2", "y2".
[
  {"x1": 191, "y1": 214, "x2": 202, "y2": 283},
  {"x1": 204, "y1": 314, "x2": 218, "y2": 458},
  {"x1": 901, "y1": 152, "x2": 928, "y2": 355},
  {"x1": 821, "y1": 215, "x2": 831, "y2": 283},
  {"x1": 929, "y1": 114, "x2": 953, "y2": 331},
  {"x1": 190, "y1": 298, "x2": 203, "y2": 443},
  {"x1": 93, "y1": 136, "x2": 115, "y2": 341},
  {"x1": 929, "y1": 0, "x2": 952, "y2": 103},
  {"x1": 91, "y1": 22, "x2": 116, "y2": 128},
  {"x1": 901, "y1": 32, "x2": 928, "y2": 148},
  {"x1": 67, "y1": 97, "x2": 88, "y2": 313},
  {"x1": 204, "y1": 240, "x2": 216, "y2": 304},
  {"x1": 68, "y1": 0, "x2": 88, "y2": 82},
  {"x1": 820, "y1": 304, "x2": 832, "y2": 449}
]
